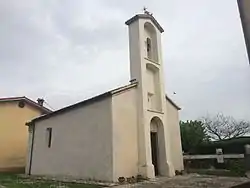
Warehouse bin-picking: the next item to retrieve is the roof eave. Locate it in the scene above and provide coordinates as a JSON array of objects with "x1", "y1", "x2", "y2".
[
  {"x1": 0, "y1": 96, "x2": 52, "y2": 114},
  {"x1": 165, "y1": 95, "x2": 181, "y2": 110},
  {"x1": 125, "y1": 14, "x2": 164, "y2": 33},
  {"x1": 30, "y1": 82, "x2": 138, "y2": 124},
  {"x1": 25, "y1": 121, "x2": 33, "y2": 126}
]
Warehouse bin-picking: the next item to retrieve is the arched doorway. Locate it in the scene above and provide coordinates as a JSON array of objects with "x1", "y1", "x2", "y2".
[{"x1": 150, "y1": 117, "x2": 166, "y2": 176}]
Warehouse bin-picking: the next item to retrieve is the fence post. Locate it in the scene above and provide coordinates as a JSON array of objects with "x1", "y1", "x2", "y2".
[
  {"x1": 216, "y1": 148, "x2": 224, "y2": 163},
  {"x1": 244, "y1": 144, "x2": 250, "y2": 177}
]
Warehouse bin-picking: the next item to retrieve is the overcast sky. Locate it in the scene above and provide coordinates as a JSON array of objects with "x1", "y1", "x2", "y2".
[{"x1": 1, "y1": 0, "x2": 250, "y2": 120}]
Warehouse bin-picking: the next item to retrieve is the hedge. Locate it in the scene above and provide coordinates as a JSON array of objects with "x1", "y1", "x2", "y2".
[{"x1": 190, "y1": 137, "x2": 250, "y2": 154}]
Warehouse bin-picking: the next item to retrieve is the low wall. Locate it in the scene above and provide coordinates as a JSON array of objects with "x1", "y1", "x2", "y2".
[{"x1": 183, "y1": 147, "x2": 249, "y2": 176}]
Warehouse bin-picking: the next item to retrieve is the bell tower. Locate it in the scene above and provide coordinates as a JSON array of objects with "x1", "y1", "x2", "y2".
[{"x1": 125, "y1": 10, "x2": 175, "y2": 178}]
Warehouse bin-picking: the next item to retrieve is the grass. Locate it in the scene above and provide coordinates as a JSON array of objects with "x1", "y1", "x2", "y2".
[
  {"x1": 0, "y1": 173, "x2": 102, "y2": 188},
  {"x1": 187, "y1": 168, "x2": 245, "y2": 177}
]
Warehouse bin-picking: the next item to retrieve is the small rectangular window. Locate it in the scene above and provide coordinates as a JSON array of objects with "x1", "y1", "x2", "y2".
[{"x1": 46, "y1": 128, "x2": 52, "y2": 148}]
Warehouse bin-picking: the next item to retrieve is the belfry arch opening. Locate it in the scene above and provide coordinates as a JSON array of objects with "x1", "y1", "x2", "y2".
[
  {"x1": 150, "y1": 117, "x2": 166, "y2": 176},
  {"x1": 144, "y1": 22, "x2": 159, "y2": 62}
]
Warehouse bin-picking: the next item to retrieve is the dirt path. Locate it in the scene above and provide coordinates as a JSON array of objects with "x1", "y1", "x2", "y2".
[{"x1": 113, "y1": 174, "x2": 250, "y2": 188}]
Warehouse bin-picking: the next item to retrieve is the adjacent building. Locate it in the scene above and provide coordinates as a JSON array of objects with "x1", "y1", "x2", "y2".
[
  {"x1": 238, "y1": 0, "x2": 250, "y2": 63},
  {"x1": 0, "y1": 97, "x2": 51, "y2": 172},
  {"x1": 25, "y1": 12, "x2": 184, "y2": 182}
]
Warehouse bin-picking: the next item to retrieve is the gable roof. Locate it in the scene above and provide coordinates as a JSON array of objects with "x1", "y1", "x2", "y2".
[
  {"x1": 165, "y1": 95, "x2": 181, "y2": 110},
  {"x1": 125, "y1": 14, "x2": 164, "y2": 33},
  {"x1": 26, "y1": 82, "x2": 181, "y2": 125},
  {"x1": 27, "y1": 82, "x2": 138, "y2": 124},
  {"x1": 0, "y1": 96, "x2": 52, "y2": 114}
]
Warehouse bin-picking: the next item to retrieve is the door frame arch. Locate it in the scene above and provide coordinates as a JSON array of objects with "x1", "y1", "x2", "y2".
[{"x1": 150, "y1": 116, "x2": 167, "y2": 176}]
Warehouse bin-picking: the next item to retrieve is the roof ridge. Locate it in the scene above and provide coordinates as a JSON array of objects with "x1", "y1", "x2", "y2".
[
  {"x1": 0, "y1": 96, "x2": 52, "y2": 113},
  {"x1": 165, "y1": 95, "x2": 181, "y2": 110},
  {"x1": 28, "y1": 82, "x2": 138, "y2": 124}
]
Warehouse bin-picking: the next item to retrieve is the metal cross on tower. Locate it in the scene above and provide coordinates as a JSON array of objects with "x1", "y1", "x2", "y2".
[{"x1": 143, "y1": 7, "x2": 153, "y2": 16}]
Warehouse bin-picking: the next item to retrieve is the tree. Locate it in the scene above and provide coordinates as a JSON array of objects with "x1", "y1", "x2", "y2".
[
  {"x1": 180, "y1": 120, "x2": 210, "y2": 153},
  {"x1": 201, "y1": 113, "x2": 250, "y2": 141}
]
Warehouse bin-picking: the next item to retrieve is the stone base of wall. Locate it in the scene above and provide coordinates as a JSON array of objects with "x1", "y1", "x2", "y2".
[{"x1": 0, "y1": 167, "x2": 25, "y2": 173}]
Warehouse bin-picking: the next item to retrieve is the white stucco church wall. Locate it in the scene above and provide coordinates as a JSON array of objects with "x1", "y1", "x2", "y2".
[
  {"x1": 111, "y1": 87, "x2": 138, "y2": 181},
  {"x1": 25, "y1": 12, "x2": 184, "y2": 182},
  {"x1": 166, "y1": 97, "x2": 183, "y2": 172},
  {"x1": 27, "y1": 97, "x2": 114, "y2": 181}
]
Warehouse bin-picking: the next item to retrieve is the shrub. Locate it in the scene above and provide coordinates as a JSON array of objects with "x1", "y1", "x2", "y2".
[{"x1": 227, "y1": 160, "x2": 246, "y2": 176}]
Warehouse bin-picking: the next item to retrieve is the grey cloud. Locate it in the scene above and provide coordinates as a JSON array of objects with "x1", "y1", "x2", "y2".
[
  {"x1": 0, "y1": 0, "x2": 249, "y2": 121},
  {"x1": 0, "y1": 1, "x2": 57, "y2": 63}
]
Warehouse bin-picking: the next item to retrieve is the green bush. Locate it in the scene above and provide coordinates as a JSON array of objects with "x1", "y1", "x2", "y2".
[
  {"x1": 193, "y1": 137, "x2": 250, "y2": 154},
  {"x1": 227, "y1": 160, "x2": 246, "y2": 176}
]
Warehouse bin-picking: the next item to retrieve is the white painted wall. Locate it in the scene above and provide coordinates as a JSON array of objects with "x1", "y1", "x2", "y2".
[
  {"x1": 112, "y1": 88, "x2": 138, "y2": 181},
  {"x1": 29, "y1": 98, "x2": 113, "y2": 181},
  {"x1": 166, "y1": 100, "x2": 184, "y2": 172}
]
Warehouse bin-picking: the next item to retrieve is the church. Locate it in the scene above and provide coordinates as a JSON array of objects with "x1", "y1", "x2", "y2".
[{"x1": 25, "y1": 12, "x2": 184, "y2": 182}]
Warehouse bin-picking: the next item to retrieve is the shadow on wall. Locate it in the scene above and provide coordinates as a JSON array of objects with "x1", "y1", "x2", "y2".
[
  {"x1": 0, "y1": 156, "x2": 26, "y2": 173},
  {"x1": 0, "y1": 167, "x2": 25, "y2": 173}
]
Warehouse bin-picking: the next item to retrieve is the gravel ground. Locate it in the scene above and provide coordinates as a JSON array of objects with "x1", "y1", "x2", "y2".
[{"x1": 112, "y1": 174, "x2": 250, "y2": 188}]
